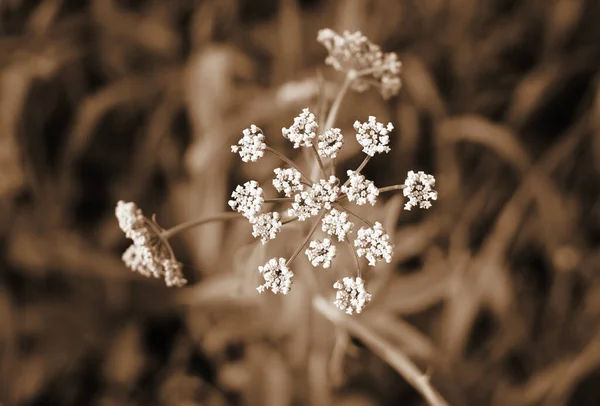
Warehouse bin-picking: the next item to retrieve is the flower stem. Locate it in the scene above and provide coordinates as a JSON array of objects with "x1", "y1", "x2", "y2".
[
  {"x1": 286, "y1": 209, "x2": 326, "y2": 267},
  {"x1": 346, "y1": 237, "x2": 362, "y2": 278},
  {"x1": 161, "y1": 212, "x2": 244, "y2": 239},
  {"x1": 311, "y1": 144, "x2": 327, "y2": 177},
  {"x1": 379, "y1": 184, "x2": 406, "y2": 194},
  {"x1": 265, "y1": 197, "x2": 295, "y2": 203},
  {"x1": 336, "y1": 203, "x2": 374, "y2": 228},
  {"x1": 324, "y1": 72, "x2": 353, "y2": 131},
  {"x1": 266, "y1": 146, "x2": 312, "y2": 184},
  {"x1": 282, "y1": 216, "x2": 298, "y2": 225}
]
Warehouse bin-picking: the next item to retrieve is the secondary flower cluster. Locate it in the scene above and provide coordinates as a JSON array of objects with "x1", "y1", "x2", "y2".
[
  {"x1": 115, "y1": 201, "x2": 187, "y2": 287},
  {"x1": 317, "y1": 28, "x2": 402, "y2": 99},
  {"x1": 229, "y1": 107, "x2": 437, "y2": 314}
]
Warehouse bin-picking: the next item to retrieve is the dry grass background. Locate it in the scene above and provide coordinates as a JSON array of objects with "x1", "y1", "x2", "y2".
[{"x1": 1, "y1": 0, "x2": 600, "y2": 405}]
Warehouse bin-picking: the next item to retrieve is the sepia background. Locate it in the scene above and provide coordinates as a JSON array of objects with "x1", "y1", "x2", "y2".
[{"x1": 1, "y1": 0, "x2": 600, "y2": 405}]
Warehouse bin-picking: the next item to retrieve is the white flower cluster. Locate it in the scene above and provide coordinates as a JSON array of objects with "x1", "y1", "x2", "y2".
[
  {"x1": 231, "y1": 124, "x2": 266, "y2": 162},
  {"x1": 273, "y1": 167, "x2": 304, "y2": 197},
  {"x1": 321, "y1": 208, "x2": 354, "y2": 241},
  {"x1": 289, "y1": 176, "x2": 340, "y2": 221},
  {"x1": 333, "y1": 277, "x2": 372, "y2": 314},
  {"x1": 116, "y1": 201, "x2": 187, "y2": 287},
  {"x1": 251, "y1": 212, "x2": 282, "y2": 244},
  {"x1": 305, "y1": 238, "x2": 336, "y2": 268},
  {"x1": 341, "y1": 170, "x2": 379, "y2": 206},
  {"x1": 403, "y1": 171, "x2": 438, "y2": 210},
  {"x1": 317, "y1": 29, "x2": 402, "y2": 99},
  {"x1": 228, "y1": 180, "x2": 264, "y2": 219},
  {"x1": 282, "y1": 108, "x2": 319, "y2": 148},
  {"x1": 257, "y1": 257, "x2": 294, "y2": 295},
  {"x1": 354, "y1": 116, "x2": 393, "y2": 156},
  {"x1": 354, "y1": 221, "x2": 393, "y2": 266},
  {"x1": 318, "y1": 128, "x2": 344, "y2": 158}
]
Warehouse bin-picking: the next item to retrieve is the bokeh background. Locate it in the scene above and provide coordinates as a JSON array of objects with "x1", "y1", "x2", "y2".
[{"x1": 1, "y1": 0, "x2": 600, "y2": 405}]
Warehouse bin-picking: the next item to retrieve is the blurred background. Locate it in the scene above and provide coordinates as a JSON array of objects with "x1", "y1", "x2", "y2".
[{"x1": 1, "y1": 0, "x2": 600, "y2": 405}]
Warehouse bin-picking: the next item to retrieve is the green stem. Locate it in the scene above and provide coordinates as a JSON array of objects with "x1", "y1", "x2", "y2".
[
  {"x1": 266, "y1": 146, "x2": 312, "y2": 184},
  {"x1": 161, "y1": 212, "x2": 244, "y2": 239},
  {"x1": 286, "y1": 209, "x2": 327, "y2": 267}
]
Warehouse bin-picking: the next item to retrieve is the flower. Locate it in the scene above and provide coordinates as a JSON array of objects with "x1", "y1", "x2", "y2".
[
  {"x1": 116, "y1": 201, "x2": 187, "y2": 287},
  {"x1": 333, "y1": 277, "x2": 372, "y2": 314},
  {"x1": 354, "y1": 116, "x2": 393, "y2": 156},
  {"x1": 403, "y1": 171, "x2": 438, "y2": 210},
  {"x1": 257, "y1": 257, "x2": 294, "y2": 294},
  {"x1": 282, "y1": 108, "x2": 319, "y2": 148},
  {"x1": 317, "y1": 29, "x2": 402, "y2": 99},
  {"x1": 305, "y1": 238, "x2": 336, "y2": 268},
  {"x1": 341, "y1": 170, "x2": 379, "y2": 206},
  {"x1": 231, "y1": 124, "x2": 267, "y2": 162},
  {"x1": 321, "y1": 208, "x2": 354, "y2": 241},
  {"x1": 288, "y1": 176, "x2": 340, "y2": 221},
  {"x1": 318, "y1": 128, "x2": 344, "y2": 158},
  {"x1": 228, "y1": 180, "x2": 264, "y2": 220},
  {"x1": 354, "y1": 221, "x2": 393, "y2": 266},
  {"x1": 273, "y1": 167, "x2": 304, "y2": 197},
  {"x1": 251, "y1": 212, "x2": 282, "y2": 244}
]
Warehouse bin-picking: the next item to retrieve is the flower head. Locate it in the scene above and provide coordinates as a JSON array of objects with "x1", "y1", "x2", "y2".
[
  {"x1": 341, "y1": 170, "x2": 379, "y2": 206},
  {"x1": 403, "y1": 171, "x2": 438, "y2": 210},
  {"x1": 116, "y1": 201, "x2": 187, "y2": 287},
  {"x1": 321, "y1": 209, "x2": 354, "y2": 241},
  {"x1": 317, "y1": 29, "x2": 402, "y2": 99},
  {"x1": 305, "y1": 238, "x2": 336, "y2": 268},
  {"x1": 288, "y1": 176, "x2": 340, "y2": 221},
  {"x1": 251, "y1": 212, "x2": 282, "y2": 244},
  {"x1": 282, "y1": 108, "x2": 319, "y2": 148},
  {"x1": 333, "y1": 277, "x2": 372, "y2": 314},
  {"x1": 231, "y1": 124, "x2": 266, "y2": 162},
  {"x1": 228, "y1": 180, "x2": 264, "y2": 220},
  {"x1": 257, "y1": 257, "x2": 294, "y2": 294},
  {"x1": 354, "y1": 116, "x2": 393, "y2": 156},
  {"x1": 318, "y1": 128, "x2": 344, "y2": 158},
  {"x1": 354, "y1": 221, "x2": 393, "y2": 266},
  {"x1": 273, "y1": 167, "x2": 304, "y2": 197}
]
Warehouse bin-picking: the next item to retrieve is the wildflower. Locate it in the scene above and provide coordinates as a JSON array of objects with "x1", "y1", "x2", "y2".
[
  {"x1": 282, "y1": 108, "x2": 318, "y2": 148},
  {"x1": 251, "y1": 212, "x2": 282, "y2": 244},
  {"x1": 341, "y1": 170, "x2": 379, "y2": 206},
  {"x1": 257, "y1": 257, "x2": 294, "y2": 294},
  {"x1": 288, "y1": 176, "x2": 340, "y2": 221},
  {"x1": 333, "y1": 277, "x2": 372, "y2": 314},
  {"x1": 273, "y1": 167, "x2": 304, "y2": 197},
  {"x1": 354, "y1": 116, "x2": 393, "y2": 156},
  {"x1": 318, "y1": 128, "x2": 344, "y2": 158},
  {"x1": 403, "y1": 171, "x2": 438, "y2": 210},
  {"x1": 305, "y1": 238, "x2": 336, "y2": 268},
  {"x1": 231, "y1": 124, "x2": 266, "y2": 162},
  {"x1": 317, "y1": 29, "x2": 402, "y2": 99},
  {"x1": 228, "y1": 180, "x2": 264, "y2": 220},
  {"x1": 163, "y1": 258, "x2": 187, "y2": 287},
  {"x1": 116, "y1": 201, "x2": 187, "y2": 287},
  {"x1": 354, "y1": 221, "x2": 393, "y2": 266},
  {"x1": 321, "y1": 208, "x2": 354, "y2": 241}
]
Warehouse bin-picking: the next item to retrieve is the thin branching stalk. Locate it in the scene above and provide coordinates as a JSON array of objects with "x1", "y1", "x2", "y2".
[
  {"x1": 266, "y1": 146, "x2": 312, "y2": 183},
  {"x1": 161, "y1": 212, "x2": 244, "y2": 239},
  {"x1": 324, "y1": 72, "x2": 354, "y2": 131},
  {"x1": 286, "y1": 209, "x2": 326, "y2": 266},
  {"x1": 379, "y1": 184, "x2": 406, "y2": 193},
  {"x1": 335, "y1": 203, "x2": 373, "y2": 228},
  {"x1": 346, "y1": 237, "x2": 362, "y2": 278}
]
